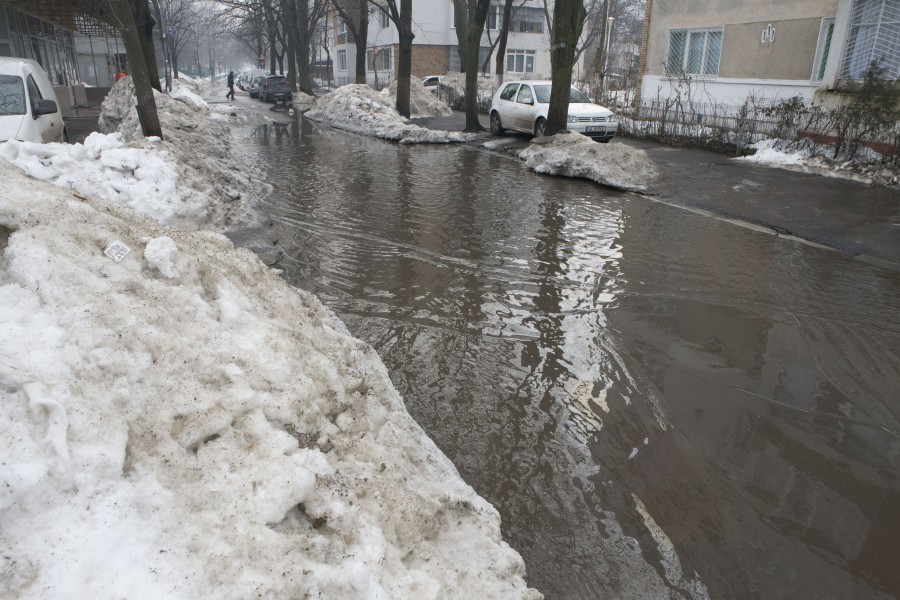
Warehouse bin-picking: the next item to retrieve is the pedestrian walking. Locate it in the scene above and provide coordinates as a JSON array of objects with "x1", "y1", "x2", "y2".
[{"x1": 226, "y1": 71, "x2": 235, "y2": 100}]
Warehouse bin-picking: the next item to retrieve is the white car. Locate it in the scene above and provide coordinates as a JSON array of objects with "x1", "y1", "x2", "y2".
[
  {"x1": 0, "y1": 57, "x2": 66, "y2": 143},
  {"x1": 421, "y1": 75, "x2": 444, "y2": 93},
  {"x1": 489, "y1": 80, "x2": 618, "y2": 142}
]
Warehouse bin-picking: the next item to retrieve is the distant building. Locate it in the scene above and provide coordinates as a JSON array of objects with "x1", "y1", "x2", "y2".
[
  {"x1": 331, "y1": 0, "x2": 571, "y2": 88},
  {"x1": 1, "y1": 1, "x2": 125, "y2": 104},
  {"x1": 638, "y1": 0, "x2": 900, "y2": 106}
]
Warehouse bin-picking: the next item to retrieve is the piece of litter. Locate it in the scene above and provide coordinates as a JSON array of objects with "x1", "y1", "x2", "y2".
[
  {"x1": 627, "y1": 448, "x2": 639, "y2": 460},
  {"x1": 643, "y1": 437, "x2": 649, "y2": 445},
  {"x1": 104, "y1": 240, "x2": 131, "y2": 262}
]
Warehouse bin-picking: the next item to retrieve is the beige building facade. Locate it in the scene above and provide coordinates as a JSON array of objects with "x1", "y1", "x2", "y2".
[{"x1": 639, "y1": 0, "x2": 900, "y2": 106}]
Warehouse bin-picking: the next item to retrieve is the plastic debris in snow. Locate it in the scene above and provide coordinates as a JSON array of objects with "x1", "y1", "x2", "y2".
[{"x1": 519, "y1": 132, "x2": 657, "y2": 193}]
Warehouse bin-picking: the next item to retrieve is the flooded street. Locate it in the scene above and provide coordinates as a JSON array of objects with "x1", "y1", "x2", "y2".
[{"x1": 238, "y1": 119, "x2": 900, "y2": 599}]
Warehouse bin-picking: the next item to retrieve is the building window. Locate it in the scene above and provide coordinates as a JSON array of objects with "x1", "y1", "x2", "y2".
[
  {"x1": 367, "y1": 46, "x2": 392, "y2": 72},
  {"x1": 337, "y1": 20, "x2": 348, "y2": 45},
  {"x1": 448, "y1": 45, "x2": 493, "y2": 72},
  {"x1": 811, "y1": 18, "x2": 835, "y2": 81},
  {"x1": 510, "y1": 7, "x2": 543, "y2": 33},
  {"x1": 666, "y1": 28, "x2": 723, "y2": 77},
  {"x1": 337, "y1": 49, "x2": 347, "y2": 71},
  {"x1": 380, "y1": 8, "x2": 390, "y2": 28},
  {"x1": 506, "y1": 48, "x2": 535, "y2": 73},
  {"x1": 840, "y1": 0, "x2": 900, "y2": 80},
  {"x1": 487, "y1": 5, "x2": 503, "y2": 30}
]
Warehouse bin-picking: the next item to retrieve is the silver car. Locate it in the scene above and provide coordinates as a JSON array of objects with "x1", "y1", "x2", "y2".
[{"x1": 489, "y1": 80, "x2": 618, "y2": 142}]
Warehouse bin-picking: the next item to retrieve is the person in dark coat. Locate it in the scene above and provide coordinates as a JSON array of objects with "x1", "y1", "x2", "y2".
[{"x1": 226, "y1": 71, "x2": 235, "y2": 100}]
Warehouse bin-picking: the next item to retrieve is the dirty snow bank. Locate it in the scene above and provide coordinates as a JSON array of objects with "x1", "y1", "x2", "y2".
[
  {"x1": 0, "y1": 159, "x2": 542, "y2": 600},
  {"x1": 737, "y1": 138, "x2": 899, "y2": 187},
  {"x1": 384, "y1": 78, "x2": 453, "y2": 118},
  {"x1": 519, "y1": 133, "x2": 657, "y2": 192},
  {"x1": 305, "y1": 84, "x2": 472, "y2": 144},
  {"x1": 87, "y1": 76, "x2": 255, "y2": 229},
  {"x1": 437, "y1": 72, "x2": 497, "y2": 111}
]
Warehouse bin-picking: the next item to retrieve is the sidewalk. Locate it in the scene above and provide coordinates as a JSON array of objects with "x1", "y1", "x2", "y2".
[
  {"x1": 413, "y1": 111, "x2": 900, "y2": 271},
  {"x1": 62, "y1": 87, "x2": 107, "y2": 144}
]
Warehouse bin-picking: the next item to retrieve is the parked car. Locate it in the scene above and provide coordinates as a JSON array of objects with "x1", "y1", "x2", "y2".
[
  {"x1": 248, "y1": 75, "x2": 266, "y2": 98},
  {"x1": 259, "y1": 75, "x2": 293, "y2": 103},
  {"x1": 0, "y1": 57, "x2": 66, "y2": 143},
  {"x1": 422, "y1": 75, "x2": 444, "y2": 93},
  {"x1": 489, "y1": 80, "x2": 618, "y2": 143}
]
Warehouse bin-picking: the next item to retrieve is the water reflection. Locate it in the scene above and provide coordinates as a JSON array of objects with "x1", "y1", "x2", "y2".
[{"x1": 238, "y1": 119, "x2": 900, "y2": 600}]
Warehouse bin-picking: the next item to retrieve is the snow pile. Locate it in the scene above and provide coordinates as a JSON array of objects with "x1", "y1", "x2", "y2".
[
  {"x1": 737, "y1": 138, "x2": 899, "y2": 187},
  {"x1": 0, "y1": 159, "x2": 542, "y2": 600},
  {"x1": 0, "y1": 133, "x2": 195, "y2": 227},
  {"x1": 305, "y1": 84, "x2": 472, "y2": 144},
  {"x1": 170, "y1": 78, "x2": 209, "y2": 111},
  {"x1": 292, "y1": 90, "x2": 317, "y2": 112},
  {"x1": 519, "y1": 132, "x2": 657, "y2": 192},
  {"x1": 384, "y1": 78, "x2": 453, "y2": 118},
  {"x1": 91, "y1": 76, "x2": 257, "y2": 229},
  {"x1": 439, "y1": 72, "x2": 497, "y2": 103}
]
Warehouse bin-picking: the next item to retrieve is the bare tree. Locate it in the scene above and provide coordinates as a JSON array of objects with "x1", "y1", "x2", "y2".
[
  {"x1": 332, "y1": 0, "x2": 370, "y2": 84},
  {"x1": 452, "y1": 0, "x2": 492, "y2": 131},
  {"x1": 111, "y1": 0, "x2": 163, "y2": 137},
  {"x1": 545, "y1": 0, "x2": 586, "y2": 135},
  {"x1": 368, "y1": 0, "x2": 413, "y2": 117}
]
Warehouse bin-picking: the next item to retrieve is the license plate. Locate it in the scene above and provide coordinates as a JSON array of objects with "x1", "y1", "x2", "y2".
[{"x1": 584, "y1": 126, "x2": 605, "y2": 133}]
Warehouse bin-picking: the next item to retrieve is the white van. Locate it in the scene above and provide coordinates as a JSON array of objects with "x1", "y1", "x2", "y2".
[{"x1": 0, "y1": 57, "x2": 66, "y2": 143}]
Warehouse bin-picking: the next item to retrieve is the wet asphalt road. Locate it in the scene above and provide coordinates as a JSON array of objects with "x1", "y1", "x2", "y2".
[{"x1": 226, "y1": 110, "x2": 900, "y2": 600}]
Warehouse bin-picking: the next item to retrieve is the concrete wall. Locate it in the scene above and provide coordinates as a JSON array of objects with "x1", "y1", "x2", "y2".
[
  {"x1": 645, "y1": 0, "x2": 839, "y2": 77},
  {"x1": 642, "y1": 0, "x2": 847, "y2": 106},
  {"x1": 719, "y1": 18, "x2": 824, "y2": 81}
]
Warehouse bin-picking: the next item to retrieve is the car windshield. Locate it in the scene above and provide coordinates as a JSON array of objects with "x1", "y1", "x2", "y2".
[
  {"x1": 0, "y1": 75, "x2": 26, "y2": 116},
  {"x1": 532, "y1": 85, "x2": 592, "y2": 104}
]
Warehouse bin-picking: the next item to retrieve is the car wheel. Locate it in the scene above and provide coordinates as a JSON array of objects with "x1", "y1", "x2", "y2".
[
  {"x1": 534, "y1": 118, "x2": 547, "y2": 138},
  {"x1": 490, "y1": 111, "x2": 504, "y2": 136},
  {"x1": 599, "y1": 139, "x2": 610, "y2": 143}
]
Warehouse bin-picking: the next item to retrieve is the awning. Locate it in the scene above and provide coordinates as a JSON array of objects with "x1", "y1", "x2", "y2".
[{"x1": 2, "y1": 0, "x2": 123, "y2": 36}]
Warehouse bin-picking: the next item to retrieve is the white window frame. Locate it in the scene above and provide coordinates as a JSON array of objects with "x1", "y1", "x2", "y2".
[
  {"x1": 337, "y1": 20, "x2": 348, "y2": 45},
  {"x1": 811, "y1": 17, "x2": 835, "y2": 81},
  {"x1": 506, "y1": 48, "x2": 535, "y2": 73},
  {"x1": 380, "y1": 8, "x2": 390, "y2": 29},
  {"x1": 337, "y1": 48, "x2": 347, "y2": 72},
  {"x1": 487, "y1": 5, "x2": 503, "y2": 30},
  {"x1": 665, "y1": 27, "x2": 724, "y2": 78},
  {"x1": 840, "y1": 0, "x2": 900, "y2": 80},
  {"x1": 367, "y1": 46, "x2": 393, "y2": 72}
]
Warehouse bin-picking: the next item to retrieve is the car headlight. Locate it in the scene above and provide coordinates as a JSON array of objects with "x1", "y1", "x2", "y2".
[
  {"x1": 567, "y1": 115, "x2": 578, "y2": 123},
  {"x1": 607, "y1": 115, "x2": 617, "y2": 123}
]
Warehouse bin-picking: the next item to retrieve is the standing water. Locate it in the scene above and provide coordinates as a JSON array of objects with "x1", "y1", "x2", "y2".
[{"x1": 235, "y1": 119, "x2": 900, "y2": 599}]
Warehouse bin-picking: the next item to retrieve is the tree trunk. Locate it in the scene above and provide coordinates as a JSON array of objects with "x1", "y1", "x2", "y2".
[
  {"x1": 460, "y1": 0, "x2": 491, "y2": 131},
  {"x1": 355, "y1": 0, "x2": 368, "y2": 84},
  {"x1": 545, "y1": 0, "x2": 586, "y2": 136},
  {"x1": 296, "y1": 0, "x2": 313, "y2": 93},
  {"x1": 453, "y1": 1, "x2": 469, "y2": 72},
  {"x1": 130, "y1": 0, "x2": 161, "y2": 91},
  {"x1": 111, "y1": 0, "x2": 162, "y2": 138},
  {"x1": 284, "y1": 0, "x2": 300, "y2": 90},
  {"x1": 494, "y1": 0, "x2": 514, "y2": 75},
  {"x1": 395, "y1": 0, "x2": 413, "y2": 117}
]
